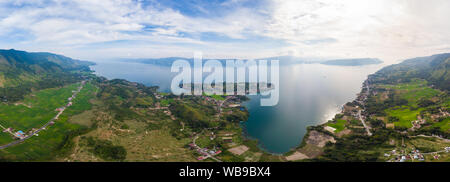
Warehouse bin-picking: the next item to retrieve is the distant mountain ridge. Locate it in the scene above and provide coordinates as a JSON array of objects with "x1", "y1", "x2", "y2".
[
  {"x1": 118, "y1": 56, "x2": 381, "y2": 66},
  {"x1": 320, "y1": 58, "x2": 383, "y2": 66},
  {"x1": 125, "y1": 56, "x2": 308, "y2": 66},
  {"x1": 0, "y1": 49, "x2": 94, "y2": 72}
]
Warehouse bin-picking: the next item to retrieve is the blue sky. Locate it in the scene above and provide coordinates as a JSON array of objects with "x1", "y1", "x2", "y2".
[{"x1": 0, "y1": 0, "x2": 449, "y2": 63}]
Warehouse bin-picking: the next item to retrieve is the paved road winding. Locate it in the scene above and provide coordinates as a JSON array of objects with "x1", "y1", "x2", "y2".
[{"x1": 358, "y1": 110, "x2": 372, "y2": 136}]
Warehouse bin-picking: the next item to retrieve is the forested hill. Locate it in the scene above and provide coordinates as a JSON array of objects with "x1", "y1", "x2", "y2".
[
  {"x1": 0, "y1": 49, "x2": 94, "y2": 102},
  {"x1": 369, "y1": 53, "x2": 450, "y2": 91},
  {"x1": 0, "y1": 49, "x2": 93, "y2": 74}
]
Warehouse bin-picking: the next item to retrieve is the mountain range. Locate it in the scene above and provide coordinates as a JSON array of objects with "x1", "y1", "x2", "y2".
[{"x1": 116, "y1": 56, "x2": 383, "y2": 66}]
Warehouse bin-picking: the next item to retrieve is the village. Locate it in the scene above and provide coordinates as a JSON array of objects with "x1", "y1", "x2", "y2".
[
  {"x1": 188, "y1": 130, "x2": 254, "y2": 162},
  {"x1": 386, "y1": 146, "x2": 450, "y2": 162},
  {"x1": 174, "y1": 92, "x2": 256, "y2": 161},
  {"x1": 188, "y1": 95, "x2": 252, "y2": 161}
]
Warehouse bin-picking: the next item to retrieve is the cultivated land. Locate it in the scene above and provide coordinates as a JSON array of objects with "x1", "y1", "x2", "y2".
[{"x1": 0, "y1": 82, "x2": 95, "y2": 161}]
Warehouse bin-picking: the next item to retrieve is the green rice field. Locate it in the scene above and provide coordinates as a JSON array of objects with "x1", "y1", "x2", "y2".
[{"x1": 0, "y1": 82, "x2": 96, "y2": 161}]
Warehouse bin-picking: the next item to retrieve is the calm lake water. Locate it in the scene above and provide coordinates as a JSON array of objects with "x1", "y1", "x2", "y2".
[{"x1": 91, "y1": 60, "x2": 383, "y2": 154}]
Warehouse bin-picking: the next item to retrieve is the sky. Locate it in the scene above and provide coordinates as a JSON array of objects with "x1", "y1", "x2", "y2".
[{"x1": 0, "y1": 0, "x2": 449, "y2": 63}]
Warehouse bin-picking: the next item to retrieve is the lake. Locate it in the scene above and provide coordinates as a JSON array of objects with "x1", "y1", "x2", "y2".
[{"x1": 90, "y1": 60, "x2": 383, "y2": 154}]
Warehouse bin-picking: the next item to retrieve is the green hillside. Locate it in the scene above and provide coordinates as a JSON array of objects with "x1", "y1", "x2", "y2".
[
  {"x1": 371, "y1": 53, "x2": 450, "y2": 91},
  {"x1": 0, "y1": 49, "x2": 94, "y2": 102}
]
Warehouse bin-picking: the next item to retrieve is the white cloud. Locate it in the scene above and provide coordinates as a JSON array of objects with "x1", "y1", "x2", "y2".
[
  {"x1": 260, "y1": 0, "x2": 450, "y2": 62},
  {"x1": 0, "y1": 0, "x2": 263, "y2": 51},
  {"x1": 0, "y1": 0, "x2": 449, "y2": 62}
]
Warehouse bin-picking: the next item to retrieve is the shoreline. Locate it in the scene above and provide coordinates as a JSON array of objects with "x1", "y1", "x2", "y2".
[{"x1": 283, "y1": 77, "x2": 373, "y2": 160}]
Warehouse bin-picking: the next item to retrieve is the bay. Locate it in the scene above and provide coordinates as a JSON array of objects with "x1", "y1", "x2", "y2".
[{"x1": 90, "y1": 60, "x2": 383, "y2": 154}]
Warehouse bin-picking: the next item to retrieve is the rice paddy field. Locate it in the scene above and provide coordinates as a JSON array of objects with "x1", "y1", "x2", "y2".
[
  {"x1": 379, "y1": 79, "x2": 445, "y2": 128},
  {"x1": 0, "y1": 84, "x2": 79, "y2": 131},
  {"x1": 386, "y1": 107, "x2": 423, "y2": 128},
  {"x1": 0, "y1": 82, "x2": 96, "y2": 161}
]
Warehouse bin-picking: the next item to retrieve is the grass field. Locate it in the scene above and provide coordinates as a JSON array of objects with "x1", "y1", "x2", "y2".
[
  {"x1": 196, "y1": 135, "x2": 214, "y2": 148},
  {"x1": 386, "y1": 106, "x2": 422, "y2": 128},
  {"x1": 122, "y1": 129, "x2": 195, "y2": 162},
  {"x1": 433, "y1": 118, "x2": 450, "y2": 132},
  {"x1": 380, "y1": 79, "x2": 441, "y2": 106},
  {"x1": 328, "y1": 119, "x2": 346, "y2": 133},
  {"x1": 380, "y1": 79, "x2": 428, "y2": 90},
  {"x1": 0, "y1": 82, "x2": 96, "y2": 161},
  {"x1": 0, "y1": 130, "x2": 12, "y2": 144},
  {"x1": 68, "y1": 114, "x2": 196, "y2": 162},
  {"x1": 159, "y1": 98, "x2": 174, "y2": 107},
  {"x1": 379, "y1": 79, "x2": 444, "y2": 129},
  {"x1": 0, "y1": 84, "x2": 79, "y2": 132},
  {"x1": 211, "y1": 94, "x2": 225, "y2": 101},
  {"x1": 68, "y1": 109, "x2": 96, "y2": 127}
]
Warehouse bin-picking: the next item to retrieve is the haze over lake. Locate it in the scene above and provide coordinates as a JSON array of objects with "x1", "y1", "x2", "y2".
[{"x1": 91, "y1": 60, "x2": 383, "y2": 154}]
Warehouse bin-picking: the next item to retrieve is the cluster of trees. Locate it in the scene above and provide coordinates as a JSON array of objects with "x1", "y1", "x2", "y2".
[
  {"x1": 169, "y1": 102, "x2": 212, "y2": 130},
  {"x1": 321, "y1": 129, "x2": 401, "y2": 161},
  {"x1": 55, "y1": 127, "x2": 92, "y2": 157},
  {"x1": 364, "y1": 93, "x2": 408, "y2": 116},
  {"x1": 85, "y1": 137, "x2": 127, "y2": 161},
  {"x1": 108, "y1": 104, "x2": 139, "y2": 121},
  {"x1": 368, "y1": 118, "x2": 385, "y2": 128},
  {"x1": 413, "y1": 126, "x2": 449, "y2": 139},
  {"x1": 418, "y1": 99, "x2": 436, "y2": 107},
  {"x1": 225, "y1": 110, "x2": 248, "y2": 123}
]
